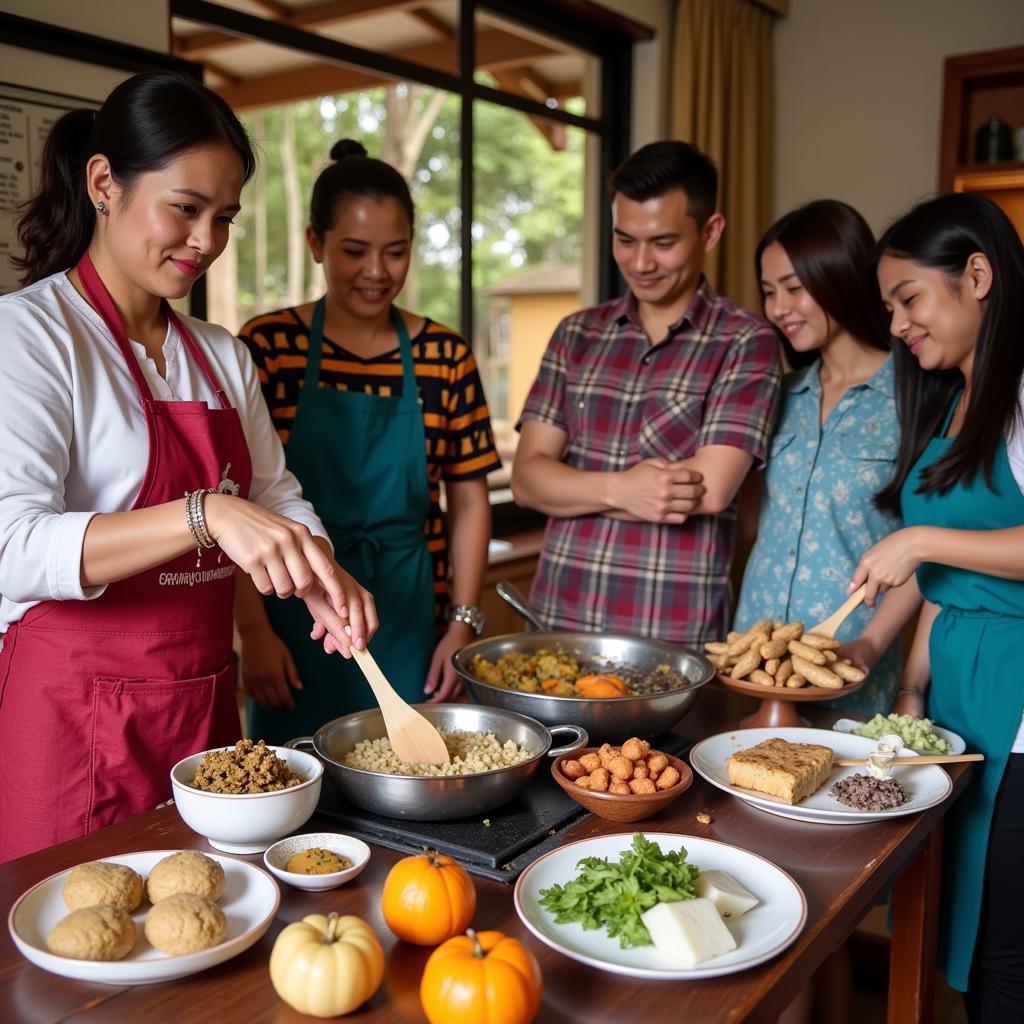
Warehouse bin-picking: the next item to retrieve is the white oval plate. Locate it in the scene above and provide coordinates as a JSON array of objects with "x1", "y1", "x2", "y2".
[
  {"x1": 689, "y1": 727, "x2": 953, "y2": 825},
  {"x1": 8, "y1": 850, "x2": 280, "y2": 985},
  {"x1": 514, "y1": 832, "x2": 806, "y2": 980},
  {"x1": 831, "y1": 718, "x2": 966, "y2": 755}
]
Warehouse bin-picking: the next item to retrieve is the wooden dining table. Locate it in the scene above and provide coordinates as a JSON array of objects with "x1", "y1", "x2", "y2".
[{"x1": 0, "y1": 684, "x2": 969, "y2": 1024}]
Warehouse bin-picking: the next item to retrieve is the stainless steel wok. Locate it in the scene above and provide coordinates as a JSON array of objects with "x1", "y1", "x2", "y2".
[
  {"x1": 451, "y1": 631, "x2": 714, "y2": 742},
  {"x1": 287, "y1": 703, "x2": 587, "y2": 821}
]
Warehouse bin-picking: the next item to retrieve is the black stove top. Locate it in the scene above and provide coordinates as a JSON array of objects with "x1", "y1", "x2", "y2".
[{"x1": 315, "y1": 733, "x2": 692, "y2": 884}]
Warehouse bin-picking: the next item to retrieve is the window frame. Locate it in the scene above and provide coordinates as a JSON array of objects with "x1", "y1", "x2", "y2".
[{"x1": 171, "y1": 0, "x2": 635, "y2": 529}]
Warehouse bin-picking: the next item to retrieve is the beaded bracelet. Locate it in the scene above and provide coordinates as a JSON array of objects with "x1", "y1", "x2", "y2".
[
  {"x1": 184, "y1": 488, "x2": 218, "y2": 566},
  {"x1": 895, "y1": 687, "x2": 927, "y2": 700}
]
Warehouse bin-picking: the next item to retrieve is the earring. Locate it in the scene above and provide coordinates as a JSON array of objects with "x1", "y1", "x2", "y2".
[{"x1": 96, "y1": 201, "x2": 106, "y2": 214}]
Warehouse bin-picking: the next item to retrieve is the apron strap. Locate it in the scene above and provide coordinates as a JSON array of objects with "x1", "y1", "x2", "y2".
[
  {"x1": 390, "y1": 307, "x2": 421, "y2": 408},
  {"x1": 940, "y1": 388, "x2": 963, "y2": 437},
  {"x1": 304, "y1": 298, "x2": 327, "y2": 391},
  {"x1": 305, "y1": 298, "x2": 420, "y2": 408},
  {"x1": 76, "y1": 252, "x2": 231, "y2": 409}
]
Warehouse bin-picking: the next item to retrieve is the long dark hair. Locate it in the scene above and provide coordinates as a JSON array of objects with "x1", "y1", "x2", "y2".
[
  {"x1": 755, "y1": 200, "x2": 890, "y2": 369},
  {"x1": 875, "y1": 193, "x2": 1024, "y2": 517},
  {"x1": 309, "y1": 139, "x2": 414, "y2": 240},
  {"x1": 15, "y1": 72, "x2": 255, "y2": 285}
]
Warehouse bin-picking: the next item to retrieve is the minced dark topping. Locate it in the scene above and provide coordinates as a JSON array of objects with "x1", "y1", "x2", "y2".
[
  {"x1": 189, "y1": 739, "x2": 303, "y2": 793},
  {"x1": 829, "y1": 773, "x2": 907, "y2": 811}
]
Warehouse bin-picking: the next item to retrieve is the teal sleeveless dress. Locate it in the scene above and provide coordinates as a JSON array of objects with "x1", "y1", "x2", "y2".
[{"x1": 900, "y1": 394, "x2": 1024, "y2": 991}]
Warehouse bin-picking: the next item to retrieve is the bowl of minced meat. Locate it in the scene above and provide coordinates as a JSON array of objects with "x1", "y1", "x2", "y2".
[
  {"x1": 170, "y1": 740, "x2": 324, "y2": 854},
  {"x1": 302, "y1": 702, "x2": 588, "y2": 820}
]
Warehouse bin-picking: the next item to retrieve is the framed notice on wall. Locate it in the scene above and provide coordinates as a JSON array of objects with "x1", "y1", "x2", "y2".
[
  {"x1": 0, "y1": 11, "x2": 204, "y2": 309},
  {"x1": 0, "y1": 84, "x2": 99, "y2": 295}
]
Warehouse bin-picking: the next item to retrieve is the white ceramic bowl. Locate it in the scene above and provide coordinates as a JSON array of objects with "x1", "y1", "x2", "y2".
[
  {"x1": 263, "y1": 833, "x2": 371, "y2": 891},
  {"x1": 170, "y1": 745, "x2": 323, "y2": 854}
]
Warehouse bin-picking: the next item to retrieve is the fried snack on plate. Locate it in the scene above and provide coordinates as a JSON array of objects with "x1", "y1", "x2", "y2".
[
  {"x1": 800, "y1": 632, "x2": 842, "y2": 651},
  {"x1": 791, "y1": 655, "x2": 844, "y2": 689},
  {"x1": 787, "y1": 640, "x2": 827, "y2": 665},
  {"x1": 727, "y1": 738, "x2": 834, "y2": 804},
  {"x1": 771, "y1": 621, "x2": 804, "y2": 643},
  {"x1": 832, "y1": 660, "x2": 867, "y2": 683}
]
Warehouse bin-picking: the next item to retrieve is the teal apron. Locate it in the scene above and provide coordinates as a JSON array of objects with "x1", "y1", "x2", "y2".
[
  {"x1": 249, "y1": 299, "x2": 437, "y2": 744},
  {"x1": 901, "y1": 394, "x2": 1024, "y2": 991}
]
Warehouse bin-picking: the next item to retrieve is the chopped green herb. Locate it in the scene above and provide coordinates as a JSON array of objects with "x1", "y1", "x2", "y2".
[{"x1": 538, "y1": 833, "x2": 700, "y2": 948}]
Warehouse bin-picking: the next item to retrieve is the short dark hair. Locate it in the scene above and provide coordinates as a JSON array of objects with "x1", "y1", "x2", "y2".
[
  {"x1": 608, "y1": 141, "x2": 718, "y2": 226},
  {"x1": 15, "y1": 72, "x2": 255, "y2": 285},
  {"x1": 309, "y1": 138, "x2": 415, "y2": 240},
  {"x1": 874, "y1": 192, "x2": 1024, "y2": 516},
  {"x1": 755, "y1": 199, "x2": 889, "y2": 369}
]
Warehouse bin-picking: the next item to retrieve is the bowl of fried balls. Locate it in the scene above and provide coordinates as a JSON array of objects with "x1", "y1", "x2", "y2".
[
  {"x1": 45, "y1": 852, "x2": 229, "y2": 962},
  {"x1": 170, "y1": 739, "x2": 323, "y2": 853},
  {"x1": 550, "y1": 737, "x2": 693, "y2": 822}
]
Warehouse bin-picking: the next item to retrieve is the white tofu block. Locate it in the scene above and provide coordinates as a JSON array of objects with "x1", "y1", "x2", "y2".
[
  {"x1": 640, "y1": 898, "x2": 737, "y2": 967},
  {"x1": 694, "y1": 870, "x2": 760, "y2": 919}
]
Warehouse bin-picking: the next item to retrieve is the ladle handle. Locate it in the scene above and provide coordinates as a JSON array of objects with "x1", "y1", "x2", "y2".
[{"x1": 496, "y1": 579, "x2": 545, "y2": 632}]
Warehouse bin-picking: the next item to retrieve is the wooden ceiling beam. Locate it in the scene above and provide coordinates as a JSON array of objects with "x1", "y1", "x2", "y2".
[
  {"x1": 407, "y1": 8, "x2": 451, "y2": 42},
  {"x1": 173, "y1": 0, "x2": 426, "y2": 58},
  {"x1": 247, "y1": 0, "x2": 292, "y2": 18},
  {"x1": 213, "y1": 29, "x2": 559, "y2": 109}
]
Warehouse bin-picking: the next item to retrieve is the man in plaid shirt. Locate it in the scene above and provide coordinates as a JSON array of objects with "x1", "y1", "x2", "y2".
[{"x1": 512, "y1": 141, "x2": 780, "y2": 645}]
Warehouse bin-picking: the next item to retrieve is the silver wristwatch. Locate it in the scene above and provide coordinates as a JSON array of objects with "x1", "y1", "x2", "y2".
[{"x1": 449, "y1": 603, "x2": 486, "y2": 636}]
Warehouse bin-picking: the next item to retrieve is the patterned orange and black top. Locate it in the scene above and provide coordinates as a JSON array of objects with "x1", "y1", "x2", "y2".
[{"x1": 238, "y1": 307, "x2": 502, "y2": 627}]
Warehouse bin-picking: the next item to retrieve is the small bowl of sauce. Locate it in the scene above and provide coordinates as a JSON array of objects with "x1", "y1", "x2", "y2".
[{"x1": 264, "y1": 833, "x2": 370, "y2": 891}]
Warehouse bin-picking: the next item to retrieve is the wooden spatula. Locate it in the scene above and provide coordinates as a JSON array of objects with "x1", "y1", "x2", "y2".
[
  {"x1": 808, "y1": 584, "x2": 867, "y2": 638},
  {"x1": 835, "y1": 753, "x2": 983, "y2": 767},
  {"x1": 304, "y1": 591, "x2": 451, "y2": 765}
]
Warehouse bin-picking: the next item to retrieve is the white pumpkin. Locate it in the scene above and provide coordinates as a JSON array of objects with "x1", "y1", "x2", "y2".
[{"x1": 269, "y1": 912, "x2": 384, "y2": 1018}]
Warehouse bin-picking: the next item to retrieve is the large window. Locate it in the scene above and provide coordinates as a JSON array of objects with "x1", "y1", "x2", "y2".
[{"x1": 171, "y1": 0, "x2": 638, "y2": 520}]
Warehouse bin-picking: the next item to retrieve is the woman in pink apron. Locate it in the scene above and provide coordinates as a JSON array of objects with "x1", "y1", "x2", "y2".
[{"x1": 0, "y1": 72, "x2": 376, "y2": 862}]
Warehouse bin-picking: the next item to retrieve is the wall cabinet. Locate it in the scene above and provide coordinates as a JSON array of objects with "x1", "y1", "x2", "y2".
[{"x1": 941, "y1": 45, "x2": 1024, "y2": 238}]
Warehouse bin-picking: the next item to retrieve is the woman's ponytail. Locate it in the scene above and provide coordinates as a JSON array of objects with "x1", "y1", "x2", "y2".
[
  {"x1": 14, "y1": 108, "x2": 97, "y2": 285},
  {"x1": 13, "y1": 72, "x2": 255, "y2": 288}
]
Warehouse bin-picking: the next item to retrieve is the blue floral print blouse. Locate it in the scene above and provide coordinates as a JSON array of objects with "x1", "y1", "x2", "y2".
[{"x1": 734, "y1": 356, "x2": 903, "y2": 714}]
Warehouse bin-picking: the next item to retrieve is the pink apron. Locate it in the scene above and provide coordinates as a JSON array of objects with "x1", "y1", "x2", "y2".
[{"x1": 0, "y1": 254, "x2": 251, "y2": 862}]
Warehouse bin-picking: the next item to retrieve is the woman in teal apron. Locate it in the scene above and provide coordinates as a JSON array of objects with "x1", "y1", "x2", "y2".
[
  {"x1": 851, "y1": 193, "x2": 1024, "y2": 1022},
  {"x1": 236, "y1": 139, "x2": 500, "y2": 744}
]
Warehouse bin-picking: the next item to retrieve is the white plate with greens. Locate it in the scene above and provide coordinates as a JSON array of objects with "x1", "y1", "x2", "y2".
[
  {"x1": 514, "y1": 832, "x2": 806, "y2": 980},
  {"x1": 832, "y1": 717, "x2": 965, "y2": 755},
  {"x1": 689, "y1": 727, "x2": 953, "y2": 825}
]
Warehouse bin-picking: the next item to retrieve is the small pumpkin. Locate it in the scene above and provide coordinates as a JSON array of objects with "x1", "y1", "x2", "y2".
[
  {"x1": 269, "y1": 912, "x2": 384, "y2": 1018},
  {"x1": 420, "y1": 928, "x2": 543, "y2": 1024},
  {"x1": 382, "y1": 847, "x2": 477, "y2": 945}
]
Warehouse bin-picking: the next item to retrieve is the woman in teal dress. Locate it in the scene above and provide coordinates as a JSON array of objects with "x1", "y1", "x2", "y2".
[
  {"x1": 852, "y1": 193, "x2": 1024, "y2": 1022},
  {"x1": 736, "y1": 200, "x2": 922, "y2": 715}
]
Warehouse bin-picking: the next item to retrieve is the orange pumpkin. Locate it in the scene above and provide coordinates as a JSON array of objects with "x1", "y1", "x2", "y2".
[
  {"x1": 575, "y1": 673, "x2": 629, "y2": 698},
  {"x1": 420, "y1": 929, "x2": 543, "y2": 1024},
  {"x1": 382, "y1": 848, "x2": 477, "y2": 946}
]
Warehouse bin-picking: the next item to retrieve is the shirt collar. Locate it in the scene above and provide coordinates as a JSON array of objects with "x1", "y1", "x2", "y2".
[
  {"x1": 783, "y1": 352, "x2": 894, "y2": 396},
  {"x1": 614, "y1": 276, "x2": 716, "y2": 338}
]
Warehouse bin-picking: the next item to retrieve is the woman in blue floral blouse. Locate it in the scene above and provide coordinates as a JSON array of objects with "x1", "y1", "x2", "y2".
[{"x1": 735, "y1": 200, "x2": 921, "y2": 715}]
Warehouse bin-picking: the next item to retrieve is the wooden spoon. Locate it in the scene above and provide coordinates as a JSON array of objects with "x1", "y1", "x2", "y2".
[
  {"x1": 304, "y1": 591, "x2": 451, "y2": 765},
  {"x1": 808, "y1": 584, "x2": 867, "y2": 639},
  {"x1": 834, "y1": 753, "x2": 983, "y2": 767}
]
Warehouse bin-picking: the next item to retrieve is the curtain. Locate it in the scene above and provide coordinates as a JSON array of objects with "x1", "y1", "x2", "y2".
[{"x1": 671, "y1": 0, "x2": 776, "y2": 312}]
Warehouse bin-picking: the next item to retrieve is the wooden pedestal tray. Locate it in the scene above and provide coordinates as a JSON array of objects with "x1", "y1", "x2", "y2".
[{"x1": 717, "y1": 672, "x2": 865, "y2": 728}]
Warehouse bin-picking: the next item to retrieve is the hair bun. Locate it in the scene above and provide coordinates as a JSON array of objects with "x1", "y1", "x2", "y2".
[{"x1": 330, "y1": 139, "x2": 368, "y2": 162}]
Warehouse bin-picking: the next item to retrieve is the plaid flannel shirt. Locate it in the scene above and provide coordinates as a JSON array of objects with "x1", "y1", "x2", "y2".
[{"x1": 517, "y1": 279, "x2": 780, "y2": 644}]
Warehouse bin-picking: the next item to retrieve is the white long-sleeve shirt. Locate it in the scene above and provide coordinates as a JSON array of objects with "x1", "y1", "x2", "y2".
[{"x1": 0, "y1": 272, "x2": 327, "y2": 637}]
